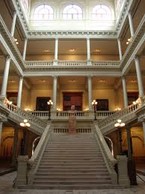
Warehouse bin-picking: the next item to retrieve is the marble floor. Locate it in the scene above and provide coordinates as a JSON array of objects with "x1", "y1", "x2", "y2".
[{"x1": 0, "y1": 171, "x2": 145, "y2": 194}]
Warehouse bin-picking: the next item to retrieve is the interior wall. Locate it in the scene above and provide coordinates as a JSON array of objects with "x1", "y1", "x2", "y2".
[
  {"x1": 26, "y1": 55, "x2": 54, "y2": 60},
  {"x1": 91, "y1": 55, "x2": 119, "y2": 61},
  {"x1": 0, "y1": 127, "x2": 23, "y2": 159},
  {"x1": 28, "y1": 88, "x2": 52, "y2": 111},
  {"x1": 19, "y1": 84, "x2": 125, "y2": 111},
  {"x1": 92, "y1": 88, "x2": 119, "y2": 111},
  {"x1": 26, "y1": 54, "x2": 119, "y2": 61}
]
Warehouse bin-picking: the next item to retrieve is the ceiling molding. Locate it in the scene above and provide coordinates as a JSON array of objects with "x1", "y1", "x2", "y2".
[{"x1": 11, "y1": 0, "x2": 133, "y2": 39}]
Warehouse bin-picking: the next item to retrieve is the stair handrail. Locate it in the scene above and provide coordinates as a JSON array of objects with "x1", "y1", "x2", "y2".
[
  {"x1": 28, "y1": 124, "x2": 52, "y2": 184},
  {"x1": 93, "y1": 124, "x2": 117, "y2": 184},
  {"x1": 98, "y1": 99, "x2": 141, "y2": 134},
  {"x1": 0, "y1": 98, "x2": 47, "y2": 130}
]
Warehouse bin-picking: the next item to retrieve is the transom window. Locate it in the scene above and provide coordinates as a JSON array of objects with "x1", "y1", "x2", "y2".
[
  {"x1": 92, "y1": 5, "x2": 112, "y2": 20},
  {"x1": 34, "y1": 4, "x2": 53, "y2": 20},
  {"x1": 22, "y1": 0, "x2": 28, "y2": 10},
  {"x1": 63, "y1": 5, "x2": 82, "y2": 20}
]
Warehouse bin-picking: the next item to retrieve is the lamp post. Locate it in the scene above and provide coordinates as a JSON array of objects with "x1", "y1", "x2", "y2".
[
  {"x1": 47, "y1": 99, "x2": 53, "y2": 120},
  {"x1": 92, "y1": 100, "x2": 98, "y2": 120},
  {"x1": 114, "y1": 119, "x2": 125, "y2": 154},
  {"x1": 126, "y1": 126, "x2": 137, "y2": 185},
  {"x1": 20, "y1": 119, "x2": 31, "y2": 155}
]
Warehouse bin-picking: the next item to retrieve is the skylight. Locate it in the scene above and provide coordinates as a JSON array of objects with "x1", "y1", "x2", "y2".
[
  {"x1": 92, "y1": 5, "x2": 113, "y2": 20},
  {"x1": 34, "y1": 4, "x2": 53, "y2": 20},
  {"x1": 63, "y1": 5, "x2": 83, "y2": 20}
]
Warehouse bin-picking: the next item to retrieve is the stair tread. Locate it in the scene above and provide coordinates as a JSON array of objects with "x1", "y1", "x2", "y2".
[
  {"x1": 33, "y1": 179, "x2": 112, "y2": 183},
  {"x1": 36, "y1": 172, "x2": 109, "y2": 175},
  {"x1": 34, "y1": 175, "x2": 111, "y2": 179},
  {"x1": 30, "y1": 184, "x2": 115, "y2": 190},
  {"x1": 30, "y1": 133, "x2": 114, "y2": 189}
]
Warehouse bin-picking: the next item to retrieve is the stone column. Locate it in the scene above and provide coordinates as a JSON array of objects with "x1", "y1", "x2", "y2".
[
  {"x1": 126, "y1": 126, "x2": 137, "y2": 185},
  {"x1": 142, "y1": 121, "x2": 145, "y2": 145},
  {"x1": 0, "y1": 122, "x2": 3, "y2": 146},
  {"x1": 88, "y1": 76, "x2": 92, "y2": 110},
  {"x1": 23, "y1": 38, "x2": 28, "y2": 60},
  {"x1": 126, "y1": 126, "x2": 132, "y2": 159},
  {"x1": 117, "y1": 38, "x2": 122, "y2": 60},
  {"x1": 128, "y1": 12, "x2": 134, "y2": 37},
  {"x1": 54, "y1": 38, "x2": 58, "y2": 65},
  {"x1": 11, "y1": 127, "x2": 18, "y2": 167},
  {"x1": 52, "y1": 76, "x2": 57, "y2": 110},
  {"x1": 135, "y1": 56, "x2": 144, "y2": 97},
  {"x1": 11, "y1": 11, "x2": 17, "y2": 37},
  {"x1": 15, "y1": 155, "x2": 28, "y2": 187},
  {"x1": 17, "y1": 77, "x2": 24, "y2": 108},
  {"x1": 122, "y1": 76, "x2": 128, "y2": 107},
  {"x1": 117, "y1": 155, "x2": 130, "y2": 186},
  {"x1": 0, "y1": 57, "x2": 11, "y2": 97},
  {"x1": 87, "y1": 38, "x2": 91, "y2": 65}
]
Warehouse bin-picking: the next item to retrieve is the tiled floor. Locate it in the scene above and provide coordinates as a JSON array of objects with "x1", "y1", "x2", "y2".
[{"x1": 0, "y1": 171, "x2": 145, "y2": 194}]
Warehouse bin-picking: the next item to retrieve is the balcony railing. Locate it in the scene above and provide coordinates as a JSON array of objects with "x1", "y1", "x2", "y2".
[
  {"x1": 1, "y1": 96, "x2": 145, "y2": 136},
  {"x1": 98, "y1": 102, "x2": 141, "y2": 134},
  {"x1": 0, "y1": 98, "x2": 47, "y2": 134},
  {"x1": 25, "y1": 60, "x2": 120, "y2": 69},
  {"x1": 30, "y1": 110, "x2": 115, "y2": 120}
]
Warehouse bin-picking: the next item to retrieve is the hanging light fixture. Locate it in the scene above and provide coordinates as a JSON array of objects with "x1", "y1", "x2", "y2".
[
  {"x1": 114, "y1": 119, "x2": 125, "y2": 127},
  {"x1": 20, "y1": 119, "x2": 31, "y2": 127}
]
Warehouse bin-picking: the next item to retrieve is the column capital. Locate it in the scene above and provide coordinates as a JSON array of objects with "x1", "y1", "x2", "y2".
[
  {"x1": 125, "y1": 125, "x2": 131, "y2": 130},
  {"x1": 53, "y1": 75, "x2": 58, "y2": 79},
  {"x1": 121, "y1": 75, "x2": 126, "y2": 79},
  {"x1": 13, "y1": 10, "x2": 17, "y2": 14},
  {"x1": 6, "y1": 55, "x2": 11, "y2": 61},
  {"x1": 134, "y1": 55, "x2": 139, "y2": 60},
  {"x1": 87, "y1": 75, "x2": 93, "y2": 79}
]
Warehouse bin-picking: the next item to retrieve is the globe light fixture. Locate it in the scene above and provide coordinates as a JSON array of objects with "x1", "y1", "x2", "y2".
[
  {"x1": 20, "y1": 119, "x2": 31, "y2": 127},
  {"x1": 114, "y1": 119, "x2": 125, "y2": 154},
  {"x1": 92, "y1": 100, "x2": 98, "y2": 120},
  {"x1": 47, "y1": 99, "x2": 53, "y2": 120}
]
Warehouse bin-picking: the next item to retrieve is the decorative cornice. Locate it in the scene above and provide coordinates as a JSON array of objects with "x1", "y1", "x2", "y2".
[
  {"x1": 121, "y1": 14, "x2": 145, "y2": 75},
  {"x1": 23, "y1": 65, "x2": 121, "y2": 77},
  {"x1": 0, "y1": 15, "x2": 25, "y2": 75},
  {"x1": 27, "y1": 30, "x2": 117, "y2": 39},
  {"x1": 115, "y1": 0, "x2": 132, "y2": 34},
  {"x1": 0, "y1": 5, "x2": 144, "y2": 77},
  {"x1": 12, "y1": 0, "x2": 29, "y2": 34},
  {"x1": 12, "y1": 0, "x2": 132, "y2": 39}
]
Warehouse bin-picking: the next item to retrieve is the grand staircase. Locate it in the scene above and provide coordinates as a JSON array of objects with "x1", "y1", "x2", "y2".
[{"x1": 31, "y1": 132, "x2": 115, "y2": 189}]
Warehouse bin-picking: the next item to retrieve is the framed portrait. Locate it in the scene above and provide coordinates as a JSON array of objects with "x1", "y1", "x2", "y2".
[
  {"x1": 36, "y1": 97, "x2": 50, "y2": 111},
  {"x1": 127, "y1": 92, "x2": 138, "y2": 105},
  {"x1": 96, "y1": 99, "x2": 109, "y2": 111},
  {"x1": 7, "y1": 92, "x2": 17, "y2": 105}
]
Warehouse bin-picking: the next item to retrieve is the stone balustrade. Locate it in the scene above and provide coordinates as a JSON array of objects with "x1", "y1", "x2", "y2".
[
  {"x1": 25, "y1": 60, "x2": 119, "y2": 68},
  {"x1": 0, "y1": 98, "x2": 47, "y2": 134},
  {"x1": 98, "y1": 101, "x2": 141, "y2": 134},
  {"x1": 94, "y1": 125, "x2": 117, "y2": 184}
]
